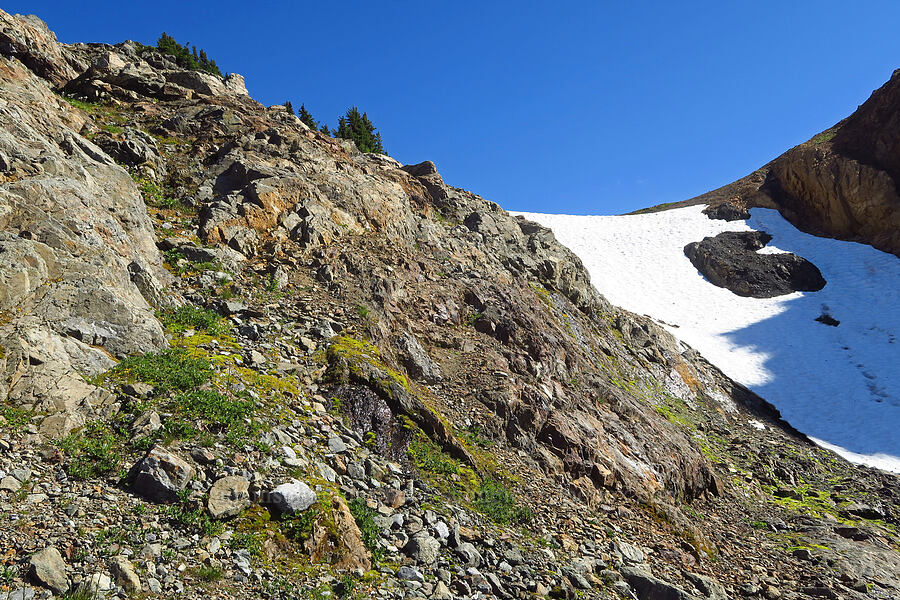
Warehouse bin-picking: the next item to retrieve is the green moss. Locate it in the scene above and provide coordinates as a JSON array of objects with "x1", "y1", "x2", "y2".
[{"x1": 326, "y1": 335, "x2": 410, "y2": 392}]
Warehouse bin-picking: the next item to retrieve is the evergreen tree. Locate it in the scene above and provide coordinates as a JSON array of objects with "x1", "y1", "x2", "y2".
[
  {"x1": 319, "y1": 123, "x2": 331, "y2": 136},
  {"x1": 151, "y1": 32, "x2": 222, "y2": 76},
  {"x1": 297, "y1": 104, "x2": 317, "y2": 130},
  {"x1": 334, "y1": 107, "x2": 384, "y2": 154},
  {"x1": 285, "y1": 100, "x2": 295, "y2": 115}
]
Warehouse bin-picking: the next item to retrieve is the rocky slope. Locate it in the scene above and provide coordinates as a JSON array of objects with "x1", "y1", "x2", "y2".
[
  {"x1": 0, "y1": 10, "x2": 897, "y2": 600},
  {"x1": 681, "y1": 70, "x2": 900, "y2": 257}
]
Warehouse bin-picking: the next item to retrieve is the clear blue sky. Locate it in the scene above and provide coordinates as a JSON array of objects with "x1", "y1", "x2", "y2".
[{"x1": 9, "y1": 1, "x2": 900, "y2": 214}]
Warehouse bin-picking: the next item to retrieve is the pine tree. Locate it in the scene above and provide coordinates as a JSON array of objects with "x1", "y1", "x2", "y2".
[
  {"x1": 319, "y1": 123, "x2": 331, "y2": 136},
  {"x1": 285, "y1": 101, "x2": 295, "y2": 115},
  {"x1": 334, "y1": 107, "x2": 384, "y2": 154},
  {"x1": 297, "y1": 104, "x2": 317, "y2": 130}
]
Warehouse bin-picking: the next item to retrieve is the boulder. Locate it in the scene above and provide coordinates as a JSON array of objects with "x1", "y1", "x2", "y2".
[
  {"x1": 268, "y1": 480, "x2": 317, "y2": 515},
  {"x1": 405, "y1": 534, "x2": 441, "y2": 565},
  {"x1": 207, "y1": 475, "x2": 251, "y2": 519},
  {"x1": 27, "y1": 547, "x2": 68, "y2": 594},
  {"x1": 684, "y1": 230, "x2": 826, "y2": 298},
  {"x1": 620, "y1": 567, "x2": 700, "y2": 600},
  {"x1": 396, "y1": 332, "x2": 442, "y2": 383},
  {"x1": 109, "y1": 556, "x2": 141, "y2": 593},
  {"x1": 129, "y1": 446, "x2": 194, "y2": 501}
]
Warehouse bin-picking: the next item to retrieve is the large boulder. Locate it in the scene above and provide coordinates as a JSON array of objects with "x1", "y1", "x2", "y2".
[
  {"x1": 684, "y1": 230, "x2": 826, "y2": 298},
  {"x1": 268, "y1": 480, "x2": 317, "y2": 515}
]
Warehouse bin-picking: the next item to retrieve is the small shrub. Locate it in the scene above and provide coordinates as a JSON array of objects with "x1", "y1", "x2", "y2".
[
  {"x1": 474, "y1": 479, "x2": 532, "y2": 525},
  {"x1": 59, "y1": 421, "x2": 123, "y2": 480},
  {"x1": 281, "y1": 505, "x2": 319, "y2": 542},
  {"x1": 0, "y1": 405, "x2": 32, "y2": 432},
  {"x1": 195, "y1": 565, "x2": 224, "y2": 582},
  {"x1": 229, "y1": 531, "x2": 264, "y2": 557},
  {"x1": 348, "y1": 498, "x2": 384, "y2": 562},
  {"x1": 159, "y1": 305, "x2": 229, "y2": 336}
]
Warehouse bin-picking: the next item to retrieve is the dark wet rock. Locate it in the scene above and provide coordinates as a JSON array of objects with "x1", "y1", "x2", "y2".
[
  {"x1": 703, "y1": 202, "x2": 751, "y2": 221},
  {"x1": 684, "y1": 230, "x2": 826, "y2": 297}
]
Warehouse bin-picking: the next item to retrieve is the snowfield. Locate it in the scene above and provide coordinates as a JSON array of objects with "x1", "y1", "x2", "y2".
[{"x1": 515, "y1": 206, "x2": 900, "y2": 473}]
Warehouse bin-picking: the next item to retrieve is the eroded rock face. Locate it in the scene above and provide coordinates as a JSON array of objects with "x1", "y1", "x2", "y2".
[
  {"x1": 692, "y1": 69, "x2": 900, "y2": 256},
  {"x1": 684, "y1": 231, "x2": 826, "y2": 297}
]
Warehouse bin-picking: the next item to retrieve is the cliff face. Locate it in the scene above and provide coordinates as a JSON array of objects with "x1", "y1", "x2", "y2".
[
  {"x1": 693, "y1": 71, "x2": 900, "y2": 256},
  {"x1": 0, "y1": 11, "x2": 898, "y2": 600}
]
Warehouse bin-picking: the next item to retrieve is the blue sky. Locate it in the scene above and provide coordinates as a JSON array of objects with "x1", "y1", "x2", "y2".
[{"x1": 10, "y1": 1, "x2": 900, "y2": 214}]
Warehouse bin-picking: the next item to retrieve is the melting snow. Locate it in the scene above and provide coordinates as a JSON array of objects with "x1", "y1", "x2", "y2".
[{"x1": 515, "y1": 206, "x2": 900, "y2": 473}]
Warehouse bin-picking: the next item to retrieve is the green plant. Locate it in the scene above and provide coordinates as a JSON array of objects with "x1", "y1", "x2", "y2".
[
  {"x1": 158, "y1": 305, "x2": 229, "y2": 336},
  {"x1": 334, "y1": 107, "x2": 384, "y2": 154},
  {"x1": 474, "y1": 479, "x2": 532, "y2": 525},
  {"x1": 194, "y1": 565, "x2": 224, "y2": 582},
  {"x1": 61, "y1": 588, "x2": 99, "y2": 600},
  {"x1": 348, "y1": 498, "x2": 384, "y2": 562},
  {"x1": 0, "y1": 564, "x2": 18, "y2": 585},
  {"x1": 59, "y1": 421, "x2": 124, "y2": 480},
  {"x1": 281, "y1": 505, "x2": 319, "y2": 542},
  {"x1": 354, "y1": 303, "x2": 371, "y2": 320},
  {"x1": 0, "y1": 405, "x2": 32, "y2": 432},
  {"x1": 230, "y1": 531, "x2": 264, "y2": 557},
  {"x1": 112, "y1": 348, "x2": 212, "y2": 393}
]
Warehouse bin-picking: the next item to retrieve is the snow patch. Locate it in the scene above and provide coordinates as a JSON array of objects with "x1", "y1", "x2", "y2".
[{"x1": 515, "y1": 206, "x2": 900, "y2": 473}]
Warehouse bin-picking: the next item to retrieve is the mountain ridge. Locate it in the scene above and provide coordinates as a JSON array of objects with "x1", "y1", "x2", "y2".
[{"x1": 0, "y1": 10, "x2": 897, "y2": 600}]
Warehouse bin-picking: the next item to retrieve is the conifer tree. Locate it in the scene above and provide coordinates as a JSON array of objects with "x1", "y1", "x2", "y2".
[
  {"x1": 297, "y1": 104, "x2": 317, "y2": 130},
  {"x1": 285, "y1": 101, "x2": 294, "y2": 115},
  {"x1": 334, "y1": 107, "x2": 384, "y2": 154}
]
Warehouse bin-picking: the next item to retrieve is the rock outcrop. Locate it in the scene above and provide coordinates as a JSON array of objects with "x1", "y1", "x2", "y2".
[{"x1": 690, "y1": 69, "x2": 900, "y2": 256}]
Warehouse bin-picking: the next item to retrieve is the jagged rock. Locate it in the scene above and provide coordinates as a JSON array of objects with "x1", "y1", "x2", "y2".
[
  {"x1": 130, "y1": 410, "x2": 161, "y2": 438},
  {"x1": 129, "y1": 446, "x2": 194, "y2": 501},
  {"x1": 684, "y1": 231, "x2": 826, "y2": 297},
  {"x1": 109, "y1": 556, "x2": 141, "y2": 593},
  {"x1": 207, "y1": 475, "x2": 251, "y2": 519},
  {"x1": 0, "y1": 12, "x2": 82, "y2": 86},
  {"x1": 396, "y1": 331, "x2": 442, "y2": 383},
  {"x1": 269, "y1": 480, "x2": 316, "y2": 515},
  {"x1": 620, "y1": 567, "x2": 700, "y2": 600},
  {"x1": 304, "y1": 495, "x2": 371, "y2": 571},
  {"x1": 398, "y1": 566, "x2": 425, "y2": 583},
  {"x1": 27, "y1": 547, "x2": 68, "y2": 594},
  {"x1": 685, "y1": 573, "x2": 728, "y2": 600},
  {"x1": 455, "y1": 542, "x2": 484, "y2": 567}
]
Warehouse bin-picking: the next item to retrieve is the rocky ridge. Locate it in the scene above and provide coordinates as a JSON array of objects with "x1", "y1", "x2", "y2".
[{"x1": 0, "y1": 10, "x2": 897, "y2": 600}]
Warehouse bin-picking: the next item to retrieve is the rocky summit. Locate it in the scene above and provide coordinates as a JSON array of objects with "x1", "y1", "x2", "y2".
[{"x1": 0, "y1": 10, "x2": 898, "y2": 600}]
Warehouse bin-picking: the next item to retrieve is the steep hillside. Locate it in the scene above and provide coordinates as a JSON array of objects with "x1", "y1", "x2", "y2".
[{"x1": 0, "y1": 11, "x2": 897, "y2": 600}]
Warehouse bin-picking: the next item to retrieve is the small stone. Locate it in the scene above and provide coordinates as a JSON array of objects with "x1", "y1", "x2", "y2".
[
  {"x1": 0, "y1": 475, "x2": 22, "y2": 492},
  {"x1": 28, "y1": 547, "x2": 69, "y2": 594}
]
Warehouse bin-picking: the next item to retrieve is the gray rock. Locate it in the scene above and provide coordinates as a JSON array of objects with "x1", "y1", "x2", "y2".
[
  {"x1": 432, "y1": 580, "x2": 453, "y2": 600},
  {"x1": 620, "y1": 567, "x2": 700, "y2": 600},
  {"x1": 109, "y1": 556, "x2": 141, "y2": 593},
  {"x1": 614, "y1": 539, "x2": 645, "y2": 565},
  {"x1": 207, "y1": 476, "x2": 251, "y2": 519},
  {"x1": 398, "y1": 566, "x2": 425, "y2": 584},
  {"x1": 685, "y1": 572, "x2": 728, "y2": 600},
  {"x1": 396, "y1": 332, "x2": 442, "y2": 383},
  {"x1": 455, "y1": 542, "x2": 483, "y2": 567},
  {"x1": 328, "y1": 436, "x2": 348, "y2": 453},
  {"x1": 129, "y1": 446, "x2": 194, "y2": 501},
  {"x1": 27, "y1": 547, "x2": 68, "y2": 594},
  {"x1": 406, "y1": 534, "x2": 441, "y2": 566},
  {"x1": 269, "y1": 480, "x2": 316, "y2": 515}
]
